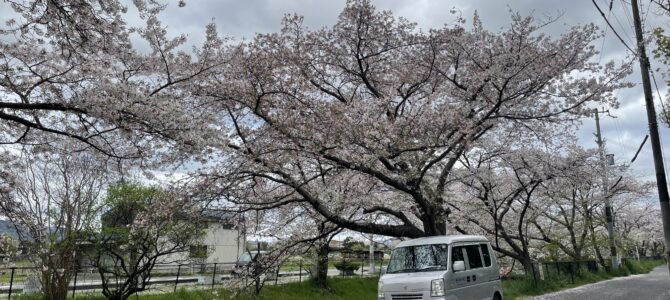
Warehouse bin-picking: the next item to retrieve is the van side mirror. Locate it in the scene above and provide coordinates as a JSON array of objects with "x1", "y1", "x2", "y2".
[
  {"x1": 380, "y1": 265, "x2": 387, "y2": 275},
  {"x1": 453, "y1": 261, "x2": 465, "y2": 272}
]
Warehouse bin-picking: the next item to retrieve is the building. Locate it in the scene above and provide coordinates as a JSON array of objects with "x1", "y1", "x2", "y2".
[
  {"x1": 189, "y1": 210, "x2": 246, "y2": 264},
  {"x1": 77, "y1": 210, "x2": 246, "y2": 268}
]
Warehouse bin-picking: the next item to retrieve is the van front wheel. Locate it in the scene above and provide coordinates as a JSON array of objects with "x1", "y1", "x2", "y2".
[{"x1": 493, "y1": 292, "x2": 502, "y2": 300}]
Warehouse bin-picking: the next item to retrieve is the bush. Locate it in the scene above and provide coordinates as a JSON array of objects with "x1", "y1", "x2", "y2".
[
  {"x1": 334, "y1": 261, "x2": 360, "y2": 275},
  {"x1": 334, "y1": 261, "x2": 360, "y2": 270}
]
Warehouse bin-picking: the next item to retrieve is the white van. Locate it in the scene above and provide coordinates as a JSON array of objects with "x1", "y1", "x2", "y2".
[{"x1": 378, "y1": 235, "x2": 503, "y2": 300}]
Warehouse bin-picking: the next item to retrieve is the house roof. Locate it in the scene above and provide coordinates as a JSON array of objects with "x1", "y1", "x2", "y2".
[{"x1": 200, "y1": 210, "x2": 238, "y2": 224}]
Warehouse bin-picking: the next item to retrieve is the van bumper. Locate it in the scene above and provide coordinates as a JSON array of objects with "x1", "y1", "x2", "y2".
[{"x1": 379, "y1": 293, "x2": 446, "y2": 300}]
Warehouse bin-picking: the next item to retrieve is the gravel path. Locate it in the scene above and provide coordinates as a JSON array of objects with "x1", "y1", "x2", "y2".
[{"x1": 530, "y1": 266, "x2": 670, "y2": 300}]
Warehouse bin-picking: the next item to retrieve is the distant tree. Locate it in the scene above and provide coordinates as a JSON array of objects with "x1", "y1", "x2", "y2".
[
  {"x1": 0, "y1": 234, "x2": 20, "y2": 263},
  {"x1": 90, "y1": 182, "x2": 203, "y2": 300},
  {"x1": 652, "y1": 27, "x2": 670, "y2": 127},
  {"x1": 651, "y1": 1, "x2": 670, "y2": 127},
  {"x1": 0, "y1": 149, "x2": 108, "y2": 300},
  {"x1": 452, "y1": 145, "x2": 555, "y2": 272},
  {"x1": 342, "y1": 237, "x2": 366, "y2": 252}
]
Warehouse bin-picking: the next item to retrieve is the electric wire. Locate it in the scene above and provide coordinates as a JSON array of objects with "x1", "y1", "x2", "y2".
[
  {"x1": 649, "y1": 68, "x2": 670, "y2": 173},
  {"x1": 592, "y1": 0, "x2": 638, "y2": 54},
  {"x1": 642, "y1": 0, "x2": 670, "y2": 178},
  {"x1": 616, "y1": 0, "x2": 636, "y2": 42},
  {"x1": 597, "y1": 0, "x2": 613, "y2": 64}
]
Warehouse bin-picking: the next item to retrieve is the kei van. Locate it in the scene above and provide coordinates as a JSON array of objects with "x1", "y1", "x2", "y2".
[{"x1": 378, "y1": 235, "x2": 503, "y2": 300}]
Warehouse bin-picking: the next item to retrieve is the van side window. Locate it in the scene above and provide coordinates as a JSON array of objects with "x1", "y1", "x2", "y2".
[
  {"x1": 480, "y1": 244, "x2": 492, "y2": 267},
  {"x1": 465, "y1": 245, "x2": 483, "y2": 269},
  {"x1": 451, "y1": 246, "x2": 465, "y2": 265}
]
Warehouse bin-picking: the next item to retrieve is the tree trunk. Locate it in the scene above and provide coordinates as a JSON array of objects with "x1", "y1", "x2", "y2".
[
  {"x1": 586, "y1": 213, "x2": 606, "y2": 267},
  {"x1": 41, "y1": 271, "x2": 69, "y2": 300},
  {"x1": 105, "y1": 293, "x2": 126, "y2": 300},
  {"x1": 520, "y1": 257, "x2": 533, "y2": 275},
  {"x1": 314, "y1": 242, "x2": 330, "y2": 289}
]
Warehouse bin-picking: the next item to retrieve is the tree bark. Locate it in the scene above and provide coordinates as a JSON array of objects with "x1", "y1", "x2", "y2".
[
  {"x1": 314, "y1": 242, "x2": 330, "y2": 289},
  {"x1": 42, "y1": 271, "x2": 70, "y2": 300}
]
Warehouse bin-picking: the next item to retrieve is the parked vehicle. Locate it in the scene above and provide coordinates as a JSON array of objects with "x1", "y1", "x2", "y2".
[
  {"x1": 378, "y1": 235, "x2": 503, "y2": 300},
  {"x1": 232, "y1": 250, "x2": 277, "y2": 279}
]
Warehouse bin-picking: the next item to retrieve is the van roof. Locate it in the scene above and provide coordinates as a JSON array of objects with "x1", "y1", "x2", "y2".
[{"x1": 395, "y1": 235, "x2": 488, "y2": 248}]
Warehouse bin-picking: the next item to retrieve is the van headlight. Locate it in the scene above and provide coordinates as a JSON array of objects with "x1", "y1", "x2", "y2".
[
  {"x1": 431, "y1": 278, "x2": 445, "y2": 297},
  {"x1": 378, "y1": 281, "x2": 385, "y2": 299}
]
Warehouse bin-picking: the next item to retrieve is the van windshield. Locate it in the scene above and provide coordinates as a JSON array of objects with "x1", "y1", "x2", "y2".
[
  {"x1": 239, "y1": 253, "x2": 255, "y2": 263},
  {"x1": 387, "y1": 244, "x2": 449, "y2": 273}
]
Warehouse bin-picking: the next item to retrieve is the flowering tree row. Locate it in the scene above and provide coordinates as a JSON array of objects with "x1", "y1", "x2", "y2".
[{"x1": 0, "y1": 0, "x2": 659, "y2": 293}]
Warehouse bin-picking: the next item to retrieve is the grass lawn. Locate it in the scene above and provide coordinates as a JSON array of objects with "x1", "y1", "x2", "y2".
[
  {"x1": 14, "y1": 260, "x2": 663, "y2": 300},
  {"x1": 231, "y1": 277, "x2": 378, "y2": 300},
  {"x1": 502, "y1": 259, "x2": 665, "y2": 300},
  {"x1": 14, "y1": 277, "x2": 378, "y2": 300}
]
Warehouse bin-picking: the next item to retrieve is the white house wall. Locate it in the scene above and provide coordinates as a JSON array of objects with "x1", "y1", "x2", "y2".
[
  {"x1": 203, "y1": 223, "x2": 245, "y2": 264},
  {"x1": 160, "y1": 223, "x2": 244, "y2": 266}
]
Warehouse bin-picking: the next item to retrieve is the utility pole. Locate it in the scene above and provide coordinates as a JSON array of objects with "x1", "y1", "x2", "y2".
[
  {"x1": 369, "y1": 235, "x2": 375, "y2": 274},
  {"x1": 594, "y1": 109, "x2": 619, "y2": 269},
  {"x1": 631, "y1": 0, "x2": 670, "y2": 273}
]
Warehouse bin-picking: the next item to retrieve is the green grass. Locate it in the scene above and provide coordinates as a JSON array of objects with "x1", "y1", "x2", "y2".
[
  {"x1": 12, "y1": 260, "x2": 662, "y2": 300},
  {"x1": 502, "y1": 260, "x2": 664, "y2": 300},
  {"x1": 141, "y1": 277, "x2": 377, "y2": 300},
  {"x1": 232, "y1": 277, "x2": 378, "y2": 300},
  {"x1": 0, "y1": 271, "x2": 28, "y2": 283},
  {"x1": 13, "y1": 277, "x2": 378, "y2": 300}
]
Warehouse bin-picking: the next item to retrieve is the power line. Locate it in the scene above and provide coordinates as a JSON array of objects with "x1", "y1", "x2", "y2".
[
  {"x1": 649, "y1": 69, "x2": 670, "y2": 173},
  {"x1": 613, "y1": 0, "x2": 635, "y2": 42},
  {"x1": 592, "y1": 0, "x2": 637, "y2": 54},
  {"x1": 650, "y1": 68, "x2": 670, "y2": 123},
  {"x1": 630, "y1": 0, "x2": 670, "y2": 274},
  {"x1": 643, "y1": 0, "x2": 653, "y2": 26},
  {"x1": 597, "y1": 0, "x2": 613, "y2": 64},
  {"x1": 619, "y1": 0, "x2": 636, "y2": 29},
  {"x1": 643, "y1": 11, "x2": 670, "y2": 175}
]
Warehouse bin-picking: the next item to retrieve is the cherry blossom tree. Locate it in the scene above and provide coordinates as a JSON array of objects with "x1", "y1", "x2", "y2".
[
  {"x1": 451, "y1": 140, "x2": 657, "y2": 270},
  {"x1": 449, "y1": 144, "x2": 568, "y2": 272},
  {"x1": 0, "y1": 148, "x2": 109, "y2": 300},
  {"x1": 621, "y1": 204, "x2": 666, "y2": 257},
  {"x1": 189, "y1": 0, "x2": 632, "y2": 239},
  {"x1": 651, "y1": 1, "x2": 670, "y2": 127},
  {"x1": 0, "y1": 0, "x2": 225, "y2": 160},
  {"x1": 532, "y1": 154, "x2": 653, "y2": 266},
  {"x1": 227, "y1": 200, "x2": 344, "y2": 292}
]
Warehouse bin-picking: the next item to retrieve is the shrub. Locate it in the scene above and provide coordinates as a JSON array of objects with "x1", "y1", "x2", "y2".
[{"x1": 334, "y1": 261, "x2": 360, "y2": 275}]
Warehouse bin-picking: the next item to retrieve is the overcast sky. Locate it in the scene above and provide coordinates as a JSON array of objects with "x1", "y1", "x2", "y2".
[{"x1": 2, "y1": 0, "x2": 670, "y2": 199}]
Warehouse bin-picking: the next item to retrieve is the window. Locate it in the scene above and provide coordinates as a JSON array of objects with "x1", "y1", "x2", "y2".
[
  {"x1": 481, "y1": 244, "x2": 492, "y2": 267},
  {"x1": 189, "y1": 245, "x2": 208, "y2": 259},
  {"x1": 465, "y1": 245, "x2": 483, "y2": 269},
  {"x1": 386, "y1": 244, "x2": 449, "y2": 273},
  {"x1": 451, "y1": 246, "x2": 465, "y2": 264}
]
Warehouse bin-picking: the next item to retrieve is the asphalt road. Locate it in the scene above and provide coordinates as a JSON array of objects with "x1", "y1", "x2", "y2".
[{"x1": 531, "y1": 266, "x2": 670, "y2": 300}]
